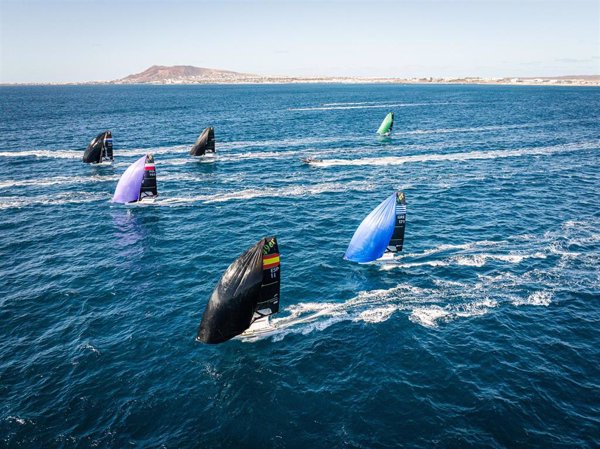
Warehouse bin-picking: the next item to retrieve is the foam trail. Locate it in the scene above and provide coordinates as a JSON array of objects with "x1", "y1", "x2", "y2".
[
  {"x1": 396, "y1": 118, "x2": 597, "y2": 136},
  {"x1": 0, "y1": 192, "x2": 107, "y2": 210},
  {"x1": 322, "y1": 101, "x2": 391, "y2": 106},
  {"x1": 0, "y1": 172, "x2": 204, "y2": 190},
  {"x1": 220, "y1": 135, "x2": 358, "y2": 150},
  {"x1": 289, "y1": 102, "x2": 453, "y2": 111},
  {"x1": 117, "y1": 145, "x2": 187, "y2": 157},
  {"x1": 0, "y1": 145, "x2": 186, "y2": 160},
  {"x1": 382, "y1": 250, "x2": 547, "y2": 270},
  {"x1": 158, "y1": 181, "x2": 374, "y2": 206},
  {"x1": 396, "y1": 240, "x2": 501, "y2": 259},
  {"x1": 0, "y1": 175, "x2": 118, "y2": 189},
  {"x1": 409, "y1": 299, "x2": 498, "y2": 328},
  {"x1": 311, "y1": 141, "x2": 599, "y2": 168},
  {"x1": 243, "y1": 284, "x2": 428, "y2": 342},
  {"x1": 0, "y1": 150, "x2": 82, "y2": 159}
]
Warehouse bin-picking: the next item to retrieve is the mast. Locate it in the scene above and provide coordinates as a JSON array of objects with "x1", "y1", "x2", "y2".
[
  {"x1": 197, "y1": 236, "x2": 280, "y2": 344},
  {"x1": 190, "y1": 127, "x2": 215, "y2": 156}
]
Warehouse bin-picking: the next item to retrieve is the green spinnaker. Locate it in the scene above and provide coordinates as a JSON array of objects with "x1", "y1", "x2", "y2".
[{"x1": 376, "y1": 112, "x2": 394, "y2": 135}]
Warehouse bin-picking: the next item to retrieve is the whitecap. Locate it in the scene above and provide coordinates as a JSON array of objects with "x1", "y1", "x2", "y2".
[{"x1": 512, "y1": 291, "x2": 553, "y2": 306}]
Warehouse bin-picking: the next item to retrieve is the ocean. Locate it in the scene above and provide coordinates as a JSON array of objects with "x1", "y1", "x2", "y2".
[{"x1": 0, "y1": 84, "x2": 598, "y2": 448}]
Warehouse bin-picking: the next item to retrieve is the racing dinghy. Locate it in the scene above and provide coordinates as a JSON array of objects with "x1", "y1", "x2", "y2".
[
  {"x1": 344, "y1": 192, "x2": 406, "y2": 263},
  {"x1": 197, "y1": 236, "x2": 281, "y2": 344},
  {"x1": 301, "y1": 156, "x2": 323, "y2": 164},
  {"x1": 83, "y1": 131, "x2": 113, "y2": 164},
  {"x1": 376, "y1": 112, "x2": 394, "y2": 136},
  {"x1": 190, "y1": 127, "x2": 216, "y2": 159},
  {"x1": 112, "y1": 154, "x2": 158, "y2": 204}
]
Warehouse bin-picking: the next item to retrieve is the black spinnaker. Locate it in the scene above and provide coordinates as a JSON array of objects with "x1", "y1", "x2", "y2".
[
  {"x1": 197, "y1": 236, "x2": 280, "y2": 344},
  {"x1": 83, "y1": 131, "x2": 113, "y2": 163},
  {"x1": 190, "y1": 127, "x2": 215, "y2": 156}
]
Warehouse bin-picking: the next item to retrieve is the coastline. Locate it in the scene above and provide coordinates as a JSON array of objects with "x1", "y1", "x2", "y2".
[{"x1": 2, "y1": 76, "x2": 599, "y2": 87}]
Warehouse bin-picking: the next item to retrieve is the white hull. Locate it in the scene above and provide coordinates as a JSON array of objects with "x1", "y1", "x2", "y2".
[
  {"x1": 193, "y1": 153, "x2": 216, "y2": 162},
  {"x1": 237, "y1": 317, "x2": 278, "y2": 340},
  {"x1": 377, "y1": 252, "x2": 395, "y2": 262},
  {"x1": 92, "y1": 160, "x2": 114, "y2": 166},
  {"x1": 125, "y1": 197, "x2": 157, "y2": 207}
]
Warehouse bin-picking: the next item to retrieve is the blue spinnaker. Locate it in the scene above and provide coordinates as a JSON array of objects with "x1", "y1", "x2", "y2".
[{"x1": 344, "y1": 193, "x2": 397, "y2": 263}]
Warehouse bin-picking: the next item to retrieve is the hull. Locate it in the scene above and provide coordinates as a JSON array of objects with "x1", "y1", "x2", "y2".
[
  {"x1": 376, "y1": 252, "x2": 395, "y2": 262},
  {"x1": 193, "y1": 153, "x2": 216, "y2": 162},
  {"x1": 92, "y1": 160, "x2": 114, "y2": 166},
  {"x1": 124, "y1": 197, "x2": 157, "y2": 207},
  {"x1": 301, "y1": 157, "x2": 323, "y2": 165},
  {"x1": 237, "y1": 317, "x2": 278, "y2": 340}
]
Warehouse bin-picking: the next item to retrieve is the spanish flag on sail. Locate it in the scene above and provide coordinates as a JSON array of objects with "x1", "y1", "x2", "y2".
[{"x1": 263, "y1": 253, "x2": 280, "y2": 269}]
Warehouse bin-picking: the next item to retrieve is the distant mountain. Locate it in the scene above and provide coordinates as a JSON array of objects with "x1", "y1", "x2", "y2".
[
  {"x1": 108, "y1": 65, "x2": 600, "y2": 86},
  {"x1": 113, "y1": 65, "x2": 257, "y2": 84}
]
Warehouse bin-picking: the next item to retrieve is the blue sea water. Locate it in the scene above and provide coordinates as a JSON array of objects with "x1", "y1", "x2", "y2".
[{"x1": 0, "y1": 84, "x2": 599, "y2": 448}]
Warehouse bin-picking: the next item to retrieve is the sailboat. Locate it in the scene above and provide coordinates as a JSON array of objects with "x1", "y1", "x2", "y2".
[
  {"x1": 376, "y1": 112, "x2": 394, "y2": 136},
  {"x1": 197, "y1": 236, "x2": 281, "y2": 344},
  {"x1": 189, "y1": 127, "x2": 216, "y2": 159},
  {"x1": 301, "y1": 156, "x2": 323, "y2": 164},
  {"x1": 344, "y1": 192, "x2": 406, "y2": 263},
  {"x1": 112, "y1": 154, "x2": 158, "y2": 204},
  {"x1": 83, "y1": 131, "x2": 113, "y2": 164}
]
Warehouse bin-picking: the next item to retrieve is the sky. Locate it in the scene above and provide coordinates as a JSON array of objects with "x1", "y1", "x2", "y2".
[{"x1": 0, "y1": 0, "x2": 598, "y2": 83}]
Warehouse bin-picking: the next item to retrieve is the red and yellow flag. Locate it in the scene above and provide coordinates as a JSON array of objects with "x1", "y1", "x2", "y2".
[{"x1": 263, "y1": 253, "x2": 280, "y2": 269}]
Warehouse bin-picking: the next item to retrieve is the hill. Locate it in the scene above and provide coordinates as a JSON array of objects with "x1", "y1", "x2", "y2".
[{"x1": 113, "y1": 65, "x2": 257, "y2": 84}]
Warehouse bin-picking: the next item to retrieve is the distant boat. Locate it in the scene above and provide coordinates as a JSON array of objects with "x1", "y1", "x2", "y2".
[
  {"x1": 112, "y1": 154, "x2": 158, "y2": 204},
  {"x1": 83, "y1": 131, "x2": 113, "y2": 164},
  {"x1": 197, "y1": 236, "x2": 281, "y2": 344},
  {"x1": 301, "y1": 156, "x2": 323, "y2": 164},
  {"x1": 376, "y1": 112, "x2": 394, "y2": 136},
  {"x1": 344, "y1": 192, "x2": 406, "y2": 263},
  {"x1": 190, "y1": 127, "x2": 216, "y2": 158}
]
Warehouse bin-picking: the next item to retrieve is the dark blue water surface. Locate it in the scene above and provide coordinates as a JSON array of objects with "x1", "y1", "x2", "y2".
[{"x1": 1, "y1": 84, "x2": 599, "y2": 448}]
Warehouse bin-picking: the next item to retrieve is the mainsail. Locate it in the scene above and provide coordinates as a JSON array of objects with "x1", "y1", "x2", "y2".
[
  {"x1": 376, "y1": 113, "x2": 394, "y2": 136},
  {"x1": 112, "y1": 154, "x2": 158, "y2": 203},
  {"x1": 139, "y1": 154, "x2": 158, "y2": 200},
  {"x1": 344, "y1": 192, "x2": 406, "y2": 263},
  {"x1": 190, "y1": 127, "x2": 215, "y2": 156},
  {"x1": 83, "y1": 131, "x2": 113, "y2": 163},
  {"x1": 197, "y1": 236, "x2": 281, "y2": 344}
]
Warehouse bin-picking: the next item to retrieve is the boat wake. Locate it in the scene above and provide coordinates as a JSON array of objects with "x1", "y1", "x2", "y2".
[
  {"x1": 0, "y1": 175, "x2": 118, "y2": 189},
  {"x1": 244, "y1": 219, "x2": 599, "y2": 341},
  {"x1": 243, "y1": 280, "x2": 550, "y2": 342},
  {"x1": 0, "y1": 150, "x2": 83, "y2": 159},
  {"x1": 289, "y1": 102, "x2": 455, "y2": 111},
  {"x1": 380, "y1": 251, "x2": 547, "y2": 269},
  {"x1": 0, "y1": 192, "x2": 107, "y2": 210},
  {"x1": 395, "y1": 117, "x2": 598, "y2": 136},
  {"x1": 156, "y1": 181, "x2": 374, "y2": 206},
  {"x1": 309, "y1": 141, "x2": 600, "y2": 167}
]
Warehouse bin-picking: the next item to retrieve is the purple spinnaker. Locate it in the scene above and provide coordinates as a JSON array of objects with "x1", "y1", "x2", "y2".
[{"x1": 112, "y1": 155, "x2": 146, "y2": 203}]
